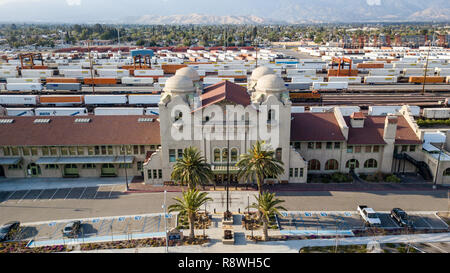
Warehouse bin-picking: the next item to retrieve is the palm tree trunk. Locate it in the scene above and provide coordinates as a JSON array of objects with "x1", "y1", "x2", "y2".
[
  {"x1": 262, "y1": 216, "x2": 269, "y2": 241},
  {"x1": 189, "y1": 212, "x2": 195, "y2": 239},
  {"x1": 256, "y1": 175, "x2": 263, "y2": 221}
]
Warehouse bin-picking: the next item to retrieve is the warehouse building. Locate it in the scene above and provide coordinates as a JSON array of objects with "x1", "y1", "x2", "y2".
[{"x1": 0, "y1": 66, "x2": 442, "y2": 185}]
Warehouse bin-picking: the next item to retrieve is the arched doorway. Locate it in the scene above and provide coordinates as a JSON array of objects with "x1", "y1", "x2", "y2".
[
  {"x1": 0, "y1": 166, "x2": 4, "y2": 177},
  {"x1": 27, "y1": 163, "x2": 41, "y2": 177}
]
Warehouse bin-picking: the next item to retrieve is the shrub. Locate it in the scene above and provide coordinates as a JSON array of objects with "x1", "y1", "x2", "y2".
[
  {"x1": 331, "y1": 172, "x2": 353, "y2": 183},
  {"x1": 385, "y1": 174, "x2": 401, "y2": 183}
]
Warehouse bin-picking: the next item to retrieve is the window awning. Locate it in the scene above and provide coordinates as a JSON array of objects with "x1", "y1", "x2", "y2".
[
  {"x1": 0, "y1": 157, "x2": 22, "y2": 165},
  {"x1": 36, "y1": 156, "x2": 135, "y2": 165},
  {"x1": 211, "y1": 164, "x2": 239, "y2": 174}
]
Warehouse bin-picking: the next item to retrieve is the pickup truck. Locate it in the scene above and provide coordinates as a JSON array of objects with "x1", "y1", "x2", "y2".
[{"x1": 357, "y1": 205, "x2": 382, "y2": 227}]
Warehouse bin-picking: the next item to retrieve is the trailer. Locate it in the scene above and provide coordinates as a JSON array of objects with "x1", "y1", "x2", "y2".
[
  {"x1": 60, "y1": 69, "x2": 91, "y2": 78},
  {"x1": 368, "y1": 69, "x2": 401, "y2": 76},
  {"x1": 403, "y1": 68, "x2": 435, "y2": 77},
  {"x1": 6, "y1": 78, "x2": 41, "y2": 83},
  {"x1": 328, "y1": 76, "x2": 362, "y2": 84},
  {"x1": 97, "y1": 69, "x2": 130, "y2": 78},
  {"x1": 84, "y1": 95, "x2": 128, "y2": 105},
  {"x1": 133, "y1": 70, "x2": 164, "y2": 77},
  {"x1": 0, "y1": 95, "x2": 38, "y2": 106},
  {"x1": 0, "y1": 69, "x2": 18, "y2": 78},
  {"x1": 93, "y1": 107, "x2": 144, "y2": 116},
  {"x1": 408, "y1": 76, "x2": 445, "y2": 84},
  {"x1": 5, "y1": 108, "x2": 35, "y2": 116},
  {"x1": 6, "y1": 83, "x2": 43, "y2": 91},
  {"x1": 39, "y1": 95, "x2": 84, "y2": 106},
  {"x1": 368, "y1": 105, "x2": 420, "y2": 117},
  {"x1": 121, "y1": 77, "x2": 154, "y2": 85},
  {"x1": 364, "y1": 76, "x2": 398, "y2": 84},
  {"x1": 128, "y1": 95, "x2": 161, "y2": 105},
  {"x1": 290, "y1": 77, "x2": 324, "y2": 83},
  {"x1": 285, "y1": 83, "x2": 311, "y2": 91},
  {"x1": 46, "y1": 83, "x2": 82, "y2": 91},
  {"x1": 312, "y1": 82, "x2": 348, "y2": 91},
  {"x1": 286, "y1": 69, "x2": 316, "y2": 76},
  {"x1": 35, "y1": 107, "x2": 88, "y2": 116},
  {"x1": 217, "y1": 70, "x2": 247, "y2": 77}
]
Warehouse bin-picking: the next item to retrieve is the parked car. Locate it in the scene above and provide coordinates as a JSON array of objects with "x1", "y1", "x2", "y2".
[
  {"x1": 357, "y1": 205, "x2": 382, "y2": 227},
  {"x1": 0, "y1": 221, "x2": 20, "y2": 242},
  {"x1": 391, "y1": 208, "x2": 411, "y2": 227},
  {"x1": 62, "y1": 221, "x2": 81, "y2": 238}
]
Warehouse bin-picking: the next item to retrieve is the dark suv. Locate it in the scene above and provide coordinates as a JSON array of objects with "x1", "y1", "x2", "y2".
[
  {"x1": 391, "y1": 208, "x2": 411, "y2": 227},
  {"x1": 62, "y1": 221, "x2": 81, "y2": 238},
  {"x1": 0, "y1": 221, "x2": 20, "y2": 242}
]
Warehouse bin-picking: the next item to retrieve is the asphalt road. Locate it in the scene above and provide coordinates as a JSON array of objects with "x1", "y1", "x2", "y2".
[{"x1": 1, "y1": 190, "x2": 448, "y2": 224}]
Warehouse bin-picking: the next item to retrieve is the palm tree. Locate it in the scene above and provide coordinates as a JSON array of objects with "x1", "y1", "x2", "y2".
[
  {"x1": 248, "y1": 191, "x2": 286, "y2": 241},
  {"x1": 171, "y1": 147, "x2": 213, "y2": 190},
  {"x1": 168, "y1": 189, "x2": 212, "y2": 239},
  {"x1": 236, "y1": 141, "x2": 284, "y2": 195}
]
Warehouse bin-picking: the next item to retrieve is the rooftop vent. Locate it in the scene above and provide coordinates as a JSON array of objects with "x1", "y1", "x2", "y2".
[
  {"x1": 138, "y1": 117, "x2": 154, "y2": 122},
  {"x1": 34, "y1": 119, "x2": 51, "y2": 124},
  {"x1": 74, "y1": 118, "x2": 91, "y2": 123},
  {"x1": 0, "y1": 119, "x2": 14, "y2": 124}
]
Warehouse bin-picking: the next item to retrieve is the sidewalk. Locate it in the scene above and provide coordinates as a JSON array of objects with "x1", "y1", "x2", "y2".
[{"x1": 0, "y1": 177, "x2": 128, "y2": 191}]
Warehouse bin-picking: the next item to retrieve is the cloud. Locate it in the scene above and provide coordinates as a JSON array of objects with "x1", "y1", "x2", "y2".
[
  {"x1": 66, "y1": 0, "x2": 81, "y2": 5},
  {"x1": 366, "y1": 0, "x2": 381, "y2": 5}
]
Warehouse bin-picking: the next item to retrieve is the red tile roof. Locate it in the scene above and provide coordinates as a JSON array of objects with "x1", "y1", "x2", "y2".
[
  {"x1": 291, "y1": 113, "x2": 346, "y2": 141},
  {"x1": 199, "y1": 80, "x2": 251, "y2": 110},
  {"x1": 344, "y1": 115, "x2": 421, "y2": 145},
  {"x1": 0, "y1": 115, "x2": 160, "y2": 146}
]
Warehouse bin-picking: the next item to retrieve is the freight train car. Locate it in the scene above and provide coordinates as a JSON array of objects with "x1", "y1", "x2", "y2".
[
  {"x1": 5, "y1": 108, "x2": 35, "y2": 116},
  {"x1": 408, "y1": 76, "x2": 445, "y2": 84},
  {"x1": 6, "y1": 78, "x2": 41, "y2": 83},
  {"x1": 128, "y1": 95, "x2": 161, "y2": 105},
  {"x1": 289, "y1": 91, "x2": 321, "y2": 102},
  {"x1": 6, "y1": 83, "x2": 43, "y2": 91},
  {"x1": 121, "y1": 77, "x2": 154, "y2": 85},
  {"x1": 93, "y1": 107, "x2": 144, "y2": 116},
  {"x1": 84, "y1": 95, "x2": 127, "y2": 105},
  {"x1": 39, "y1": 95, "x2": 84, "y2": 106},
  {"x1": 0, "y1": 95, "x2": 38, "y2": 106},
  {"x1": 312, "y1": 82, "x2": 348, "y2": 91},
  {"x1": 35, "y1": 107, "x2": 88, "y2": 116},
  {"x1": 364, "y1": 76, "x2": 398, "y2": 84},
  {"x1": 46, "y1": 83, "x2": 82, "y2": 91}
]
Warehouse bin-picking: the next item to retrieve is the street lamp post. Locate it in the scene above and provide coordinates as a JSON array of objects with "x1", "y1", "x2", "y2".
[
  {"x1": 421, "y1": 40, "x2": 432, "y2": 96},
  {"x1": 163, "y1": 190, "x2": 169, "y2": 253},
  {"x1": 122, "y1": 145, "x2": 129, "y2": 191}
]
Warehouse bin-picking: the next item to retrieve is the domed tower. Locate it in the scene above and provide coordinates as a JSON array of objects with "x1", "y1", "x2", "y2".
[
  {"x1": 175, "y1": 67, "x2": 202, "y2": 93},
  {"x1": 252, "y1": 74, "x2": 292, "y2": 183},
  {"x1": 248, "y1": 66, "x2": 275, "y2": 93}
]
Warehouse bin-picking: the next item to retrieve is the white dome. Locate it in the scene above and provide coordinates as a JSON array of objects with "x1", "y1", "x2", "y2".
[
  {"x1": 255, "y1": 74, "x2": 286, "y2": 92},
  {"x1": 175, "y1": 67, "x2": 200, "y2": 81},
  {"x1": 163, "y1": 75, "x2": 195, "y2": 93},
  {"x1": 250, "y1": 66, "x2": 275, "y2": 81}
]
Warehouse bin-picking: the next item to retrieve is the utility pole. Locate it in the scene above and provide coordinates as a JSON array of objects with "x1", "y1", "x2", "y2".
[
  {"x1": 122, "y1": 145, "x2": 129, "y2": 191},
  {"x1": 88, "y1": 40, "x2": 95, "y2": 94},
  {"x1": 421, "y1": 40, "x2": 432, "y2": 95},
  {"x1": 163, "y1": 190, "x2": 169, "y2": 253}
]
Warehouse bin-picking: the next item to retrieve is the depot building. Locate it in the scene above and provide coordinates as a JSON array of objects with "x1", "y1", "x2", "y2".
[{"x1": 1, "y1": 66, "x2": 445, "y2": 185}]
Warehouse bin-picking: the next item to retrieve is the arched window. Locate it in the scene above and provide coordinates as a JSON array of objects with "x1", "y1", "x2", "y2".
[
  {"x1": 231, "y1": 148, "x2": 238, "y2": 162},
  {"x1": 268, "y1": 109, "x2": 275, "y2": 122},
  {"x1": 222, "y1": 148, "x2": 228, "y2": 163},
  {"x1": 325, "y1": 159, "x2": 339, "y2": 170},
  {"x1": 308, "y1": 159, "x2": 321, "y2": 171},
  {"x1": 364, "y1": 159, "x2": 378, "y2": 168},
  {"x1": 443, "y1": 168, "x2": 450, "y2": 176},
  {"x1": 213, "y1": 148, "x2": 221, "y2": 162},
  {"x1": 345, "y1": 159, "x2": 360, "y2": 169},
  {"x1": 275, "y1": 148, "x2": 282, "y2": 161}
]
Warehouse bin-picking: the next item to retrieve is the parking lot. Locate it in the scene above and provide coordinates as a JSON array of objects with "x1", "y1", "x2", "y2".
[
  {"x1": 277, "y1": 211, "x2": 449, "y2": 236},
  {"x1": 11, "y1": 213, "x2": 177, "y2": 247},
  {"x1": 0, "y1": 184, "x2": 126, "y2": 203}
]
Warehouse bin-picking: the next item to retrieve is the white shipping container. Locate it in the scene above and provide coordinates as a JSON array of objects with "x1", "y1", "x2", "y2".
[
  {"x1": 21, "y1": 69, "x2": 53, "y2": 78},
  {"x1": 286, "y1": 69, "x2": 316, "y2": 76},
  {"x1": 121, "y1": 77, "x2": 154, "y2": 85},
  {"x1": 7, "y1": 78, "x2": 41, "y2": 84},
  {"x1": 94, "y1": 107, "x2": 144, "y2": 116},
  {"x1": 203, "y1": 77, "x2": 235, "y2": 84},
  {"x1": 218, "y1": 70, "x2": 247, "y2": 76},
  {"x1": 312, "y1": 82, "x2": 348, "y2": 91},
  {"x1": 291, "y1": 106, "x2": 305, "y2": 113},
  {"x1": 35, "y1": 107, "x2": 88, "y2": 116},
  {"x1": 84, "y1": 95, "x2": 128, "y2": 105},
  {"x1": 0, "y1": 69, "x2": 19, "y2": 78},
  {"x1": 5, "y1": 108, "x2": 35, "y2": 116},
  {"x1": 0, "y1": 95, "x2": 38, "y2": 105},
  {"x1": 403, "y1": 68, "x2": 434, "y2": 76},
  {"x1": 6, "y1": 83, "x2": 43, "y2": 91},
  {"x1": 328, "y1": 76, "x2": 362, "y2": 84},
  {"x1": 133, "y1": 70, "x2": 164, "y2": 76},
  {"x1": 128, "y1": 95, "x2": 161, "y2": 105},
  {"x1": 393, "y1": 63, "x2": 424, "y2": 69},
  {"x1": 364, "y1": 76, "x2": 397, "y2": 84},
  {"x1": 291, "y1": 77, "x2": 324, "y2": 83},
  {"x1": 422, "y1": 108, "x2": 450, "y2": 119},
  {"x1": 97, "y1": 69, "x2": 130, "y2": 78},
  {"x1": 60, "y1": 69, "x2": 91, "y2": 78},
  {"x1": 368, "y1": 69, "x2": 401, "y2": 76},
  {"x1": 310, "y1": 106, "x2": 360, "y2": 116}
]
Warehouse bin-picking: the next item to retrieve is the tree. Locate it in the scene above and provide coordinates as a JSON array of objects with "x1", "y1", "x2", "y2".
[
  {"x1": 168, "y1": 189, "x2": 212, "y2": 239},
  {"x1": 236, "y1": 141, "x2": 284, "y2": 195},
  {"x1": 171, "y1": 147, "x2": 213, "y2": 190},
  {"x1": 248, "y1": 191, "x2": 286, "y2": 241}
]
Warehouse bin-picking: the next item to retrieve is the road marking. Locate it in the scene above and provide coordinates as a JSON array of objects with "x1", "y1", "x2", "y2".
[
  {"x1": 79, "y1": 187, "x2": 88, "y2": 199},
  {"x1": 93, "y1": 188, "x2": 100, "y2": 199},
  {"x1": 64, "y1": 188, "x2": 74, "y2": 200},
  {"x1": 3, "y1": 191, "x2": 16, "y2": 202},
  {"x1": 33, "y1": 189, "x2": 44, "y2": 202},
  {"x1": 108, "y1": 186, "x2": 114, "y2": 198},
  {"x1": 420, "y1": 216, "x2": 434, "y2": 229},
  {"x1": 17, "y1": 190, "x2": 31, "y2": 203},
  {"x1": 428, "y1": 243, "x2": 447, "y2": 253},
  {"x1": 49, "y1": 189, "x2": 59, "y2": 200}
]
